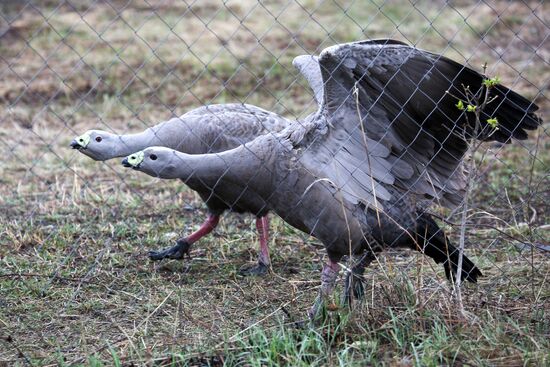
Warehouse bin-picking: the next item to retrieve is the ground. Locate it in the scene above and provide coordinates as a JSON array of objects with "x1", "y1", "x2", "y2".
[{"x1": 0, "y1": 0, "x2": 549, "y2": 366}]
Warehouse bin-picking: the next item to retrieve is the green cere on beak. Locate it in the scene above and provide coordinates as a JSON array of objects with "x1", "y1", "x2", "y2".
[
  {"x1": 127, "y1": 151, "x2": 144, "y2": 167},
  {"x1": 75, "y1": 133, "x2": 90, "y2": 148}
]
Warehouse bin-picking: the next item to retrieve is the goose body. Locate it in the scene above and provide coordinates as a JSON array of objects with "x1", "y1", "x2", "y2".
[
  {"x1": 72, "y1": 103, "x2": 291, "y2": 274},
  {"x1": 123, "y1": 39, "x2": 542, "y2": 316}
]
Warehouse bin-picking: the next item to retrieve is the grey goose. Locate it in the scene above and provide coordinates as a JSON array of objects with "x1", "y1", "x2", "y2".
[
  {"x1": 121, "y1": 39, "x2": 541, "y2": 317},
  {"x1": 72, "y1": 103, "x2": 290, "y2": 275}
]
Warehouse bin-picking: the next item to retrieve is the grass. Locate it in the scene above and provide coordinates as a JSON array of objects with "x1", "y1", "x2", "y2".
[{"x1": 0, "y1": 0, "x2": 549, "y2": 365}]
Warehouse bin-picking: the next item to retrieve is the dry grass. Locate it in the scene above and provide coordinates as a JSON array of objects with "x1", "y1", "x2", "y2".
[{"x1": 0, "y1": 0, "x2": 549, "y2": 365}]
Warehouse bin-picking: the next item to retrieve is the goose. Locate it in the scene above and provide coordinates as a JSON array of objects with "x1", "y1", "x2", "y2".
[
  {"x1": 121, "y1": 39, "x2": 542, "y2": 318},
  {"x1": 71, "y1": 103, "x2": 290, "y2": 275}
]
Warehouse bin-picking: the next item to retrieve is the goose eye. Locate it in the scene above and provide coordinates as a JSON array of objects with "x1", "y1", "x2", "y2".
[
  {"x1": 150, "y1": 154, "x2": 158, "y2": 161},
  {"x1": 95, "y1": 136, "x2": 102, "y2": 142}
]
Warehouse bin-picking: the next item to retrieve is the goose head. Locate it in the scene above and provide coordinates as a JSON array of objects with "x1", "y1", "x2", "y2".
[
  {"x1": 70, "y1": 130, "x2": 119, "y2": 161},
  {"x1": 122, "y1": 147, "x2": 178, "y2": 178}
]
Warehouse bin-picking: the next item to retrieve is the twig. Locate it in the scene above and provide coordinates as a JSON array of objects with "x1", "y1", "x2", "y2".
[
  {"x1": 135, "y1": 290, "x2": 174, "y2": 331},
  {"x1": 449, "y1": 69, "x2": 500, "y2": 315}
]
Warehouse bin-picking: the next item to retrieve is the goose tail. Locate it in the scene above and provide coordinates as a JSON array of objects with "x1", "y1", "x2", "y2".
[{"x1": 414, "y1": 212, "x2": 482, "y2": 284}]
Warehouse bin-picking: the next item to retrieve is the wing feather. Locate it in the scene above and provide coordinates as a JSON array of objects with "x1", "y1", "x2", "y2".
[{"x1": 301, "y1": 39, "x2": 541, "y2": 209}]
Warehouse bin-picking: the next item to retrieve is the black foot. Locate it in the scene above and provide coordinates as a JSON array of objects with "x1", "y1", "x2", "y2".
[
  {"x1": 238, "y1": 262, "x2": 269, "y2": 276},
  {"x1": 148, "y1": 239, "x2": 192, "y2": 261},
  {"x1": 342, "y1": 271, "x2": 366, "y2": 308}
]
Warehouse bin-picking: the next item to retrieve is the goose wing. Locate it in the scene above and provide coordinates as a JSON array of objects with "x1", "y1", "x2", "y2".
[{"x1": 302, "y1": 39, "x2": 541, "y2": 209}]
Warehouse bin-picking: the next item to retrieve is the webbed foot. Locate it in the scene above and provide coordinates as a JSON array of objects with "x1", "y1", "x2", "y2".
[
  {"x1": 341, "y1": 253, "x2": 372, "y2": 308},
  {"x1": 238, "y1": 261, "x2": 269, "y2": 276},
  {"x1": 148, "y1": 238, "x2": 192, "y2": 261},
  {"x1": 342, "y1": 271, "x2": 366, "y2": 307}
]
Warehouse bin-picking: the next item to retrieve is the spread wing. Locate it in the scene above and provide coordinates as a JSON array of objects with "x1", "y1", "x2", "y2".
[{"x1": 302, "y1": 39, "x2": 541, "y2": 209}]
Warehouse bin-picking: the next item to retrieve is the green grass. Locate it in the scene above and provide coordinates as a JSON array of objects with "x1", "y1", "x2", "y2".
[{"x1": 0, "y1": 0, "x2": 549, "y2": 365}]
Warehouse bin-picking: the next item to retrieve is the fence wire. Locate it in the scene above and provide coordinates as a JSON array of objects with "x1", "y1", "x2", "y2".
[{"x1": 0, "y1": 0, "x2": 548, "y2": 364}]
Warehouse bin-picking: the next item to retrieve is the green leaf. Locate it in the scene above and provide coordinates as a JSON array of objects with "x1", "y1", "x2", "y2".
[
  {"x1": 466, "y1": 104, "x2": 476, "y2": 112},
  {"x1": 456, "y1": 100, "x2": 465, "y2": 110},
  {"x1": 487, "y1": 117, "x2": 499, "y2": 129},
  {"x1": 482, "y1": 76, "x2": 501, "y2": 88}
]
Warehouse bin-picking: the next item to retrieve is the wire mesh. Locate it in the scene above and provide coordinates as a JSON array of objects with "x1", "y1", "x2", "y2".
[{"x1": 0, "y1": 0, "x2": 548, "y2": 364}]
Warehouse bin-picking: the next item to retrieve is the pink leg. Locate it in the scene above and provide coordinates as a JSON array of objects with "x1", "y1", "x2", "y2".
[
  {"x1": 309, "y1": 259, "x2": 340, "y2": 319},
  {"x1": 256, "y1": 215, "x2": 271, "y2": 267},
  {"x1": 149, "y1": 214, "x2": 220, "y2": 261},
  {"x1": 186, "y1": 214, "x2": 220, "y2": 244},
  {"x1": 238, "y1": 214, "x2": 271, "y2": 276}
]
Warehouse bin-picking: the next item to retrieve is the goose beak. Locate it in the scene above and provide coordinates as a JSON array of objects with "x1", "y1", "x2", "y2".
[
  {"x1": 70, "y1": 140, "x2": 83, "y2": 150},
  {"x1": 122, "y1": 151, "x2": 144, "y2": 169},
  {"x1": 121, "y1": 157, "x2": 133, "y2": 168},
  {"x1": 71, "y1": 133, "x2": 90, "y2": 150}
]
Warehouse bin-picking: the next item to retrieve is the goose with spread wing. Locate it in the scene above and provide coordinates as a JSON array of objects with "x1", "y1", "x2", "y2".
[
  {"x1": 71, "y1": 103, "x2": 290, "y2": 275},
  {"x1": 122, "y1": 39, "x2": 541, "y2": 317}
]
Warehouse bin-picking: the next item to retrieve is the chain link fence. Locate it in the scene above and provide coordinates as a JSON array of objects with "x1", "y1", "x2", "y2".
[{"x1": 0, "y1": 0, "x2": 548, "y2": 365}]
